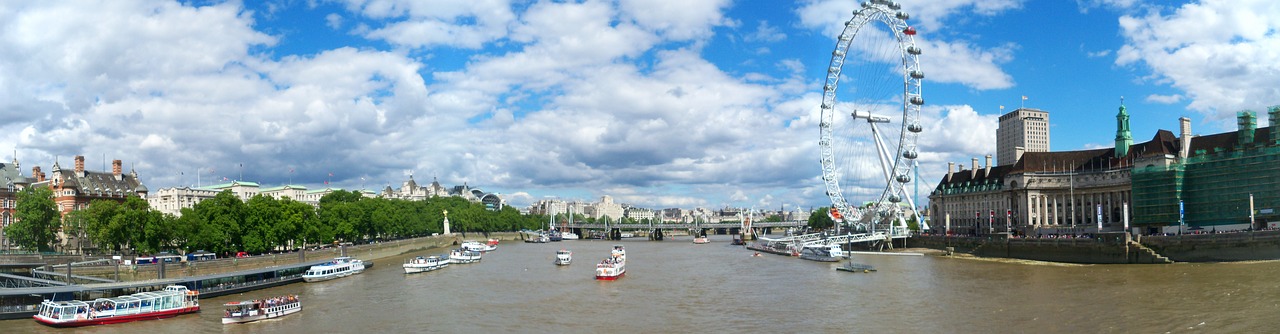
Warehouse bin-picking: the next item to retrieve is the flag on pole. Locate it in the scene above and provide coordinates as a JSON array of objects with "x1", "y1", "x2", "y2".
[{"x1": 1022, "y1": 95, "x2": 1028, "y2": 100}]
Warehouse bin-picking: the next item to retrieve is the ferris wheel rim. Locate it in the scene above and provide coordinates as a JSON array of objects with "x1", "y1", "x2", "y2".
[{"x1": 817, "y1": 2, "x2": 923, "y2": 226}]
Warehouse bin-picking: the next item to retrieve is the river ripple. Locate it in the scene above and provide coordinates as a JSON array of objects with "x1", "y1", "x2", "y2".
[{"x1": 5, "y1": 234, "x2": 1279, "y2": 333}]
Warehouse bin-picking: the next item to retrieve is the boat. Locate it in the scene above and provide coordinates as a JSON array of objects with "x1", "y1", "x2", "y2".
[
  {"x1": 548, "y1": 230, "x2": 563, "y2": 242},
  {"x1": 33, "y1": 285, "x2": 199, "y2": 327},
  {"x1": 836, "y1": 262, "x2": 877, "y2": 273},
  {"x1": 799, "y1": 245, "x2": 841, "y2": 262},
  {"x1": 449, "y1": 249, "x2": 483, "y2": 264},
  {"x1": 303, "y1": 257, "x2": 366, "y2": 282},
  {"x1": 731, "y1": 234, "x2": 744, "y2": 245},
  {"x1": 693, "y1": 236, "x2": 710, "y2": 244},
  {"x1": 595, "y1": 245, "x2": 626, "y2": 280},
  {"x1": 555, "y1": 249, "x2": 572, "y2": 266},
  {"x1": 487, "y1": 238, "x2": 500, "y2": 246},
  {"x1": 403, "y1": 255, "x2": 449, "y2": 274},
  {"x1": 461, "y1": 240, "x2": 497, "y2": 252},
  {"x1": 561, "y1": 231, "x2": 580, "y2": 240},
  {"x1": 221, "y1": 295, "x2": 301, "y2": 324}
]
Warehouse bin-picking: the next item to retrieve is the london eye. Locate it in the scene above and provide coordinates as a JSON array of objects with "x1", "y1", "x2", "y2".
[{"x1": 818, "y1": 0, "x2": 925, "y2": 235}]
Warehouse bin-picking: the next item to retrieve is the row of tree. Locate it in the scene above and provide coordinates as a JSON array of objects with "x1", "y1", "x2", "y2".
[{"x1": 5, "y1": 188, "x2": 546, "y2": 255}]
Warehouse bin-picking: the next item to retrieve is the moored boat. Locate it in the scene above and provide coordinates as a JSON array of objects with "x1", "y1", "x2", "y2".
[
  {"x1": 222, "y1": 295, "x2": 301, "y2": 324},
  {"x1": 555, "y1": 249, "x2": 572, "y2": 266},
  {"x1": 595, "y1": 245, "x2": 626, "y2": 280},
  {"x1": 33, "y1": 285, "x2": 199, "y2": 327},
  {"x1": 799, "y1": 245, "x2": 843, "y2": 262},
  {"x1": 303, "y1": 257, "x2": 366, "y2": 282},
  {"x1": 462, "y1": 240, "x2": 498, "y2": 252},
  {"x1": 449, "y1": 249, "x2": 483, "y2": 264},
  {"x1": 403, "y1": 255, "x2": 449, "y2": 274},
  {"x1": 561, "y1": 231, "x2": 580, "y2": 240},
  {"x1": 693, "y1": 236, "x2": 710, "y2": 244}
]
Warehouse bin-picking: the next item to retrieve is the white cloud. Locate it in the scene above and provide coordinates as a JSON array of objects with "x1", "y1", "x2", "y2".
[
  {"x1": 1116, "y1": 0, "x2": 1280, "y2": 119},
  {"x1": 795, "y1": 0, "x2": 1017, "y2": 91},
  {"x1": 745, "y1": 20, "x2": 785, "y2": 43},
  {"x1": 325, "y1": 13, "x2": 343, "y2": 30},
  {"x1": 617, "y1": 0, "x2": 732, "y2": 41},
  {"x1": 345, "y1": 0, "x2": 517, "y2": 49},
  {"x1": 1145, "y1": 94, "x2": 1183, "y2": 104}
]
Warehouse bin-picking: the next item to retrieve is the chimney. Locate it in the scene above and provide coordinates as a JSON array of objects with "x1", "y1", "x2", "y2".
[
  {"x1": 33, "y1": 166, "x2": 42, "y2": 182},
  {"x1": 112, "y1": 159, "x2": 122, "y2": 178},
  {"x1": 984, "y1": 154, "x2": 993, "y2": 174},
  {"x1": 1179, "y1": 117, "x2": 1191, "y2": 159},
  {"x1": 74, "y1": 155, "x2": 85, "y2": 175},
  {"x1": 946, "y1": 162, "x2": 955, "y2": 182},
  {"x1": 971, "y1": 157, "x2": 979, "y2": 178}
]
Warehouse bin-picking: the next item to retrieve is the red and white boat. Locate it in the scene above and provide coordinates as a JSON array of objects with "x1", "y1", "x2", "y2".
[
  {"x1": 33, "y1": 285, "x2": 200, "y2": 327},
  {"x1": 595, "y1": 245, "x2": 626, "y2": 280}
]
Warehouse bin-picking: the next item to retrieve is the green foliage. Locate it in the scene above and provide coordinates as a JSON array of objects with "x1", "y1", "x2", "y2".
[
  {"x1": 9, "y1": 186, "x2": 59, "y2": 251},
  {"x1": 56, "y1": 187, "x2": 550, "y2": 255},
  {"x1": 765, "y1": 214, "x2": 784, "y2": 222},
  {"x1": 808, "y1": 207, "x2": 835, "y2": 231}
]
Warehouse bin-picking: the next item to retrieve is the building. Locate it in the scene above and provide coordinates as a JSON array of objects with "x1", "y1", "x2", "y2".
[
  {"x1": 583, "y1": 195, "x2": 624, "y2": 220},
  {"x1": 931, "y1": 104, "x2": 1161, "y2": 235},
  {"x1": 34, "y1": 156, "x2": 149, "y2": 216},
  {"x1": 1132, "y1": 108, "x2": 1280, "y2": 233},
  {"x1": 147, "y1": 186, "x2": 221, "y2": 216},
  {"x1": 996, "y1": 108, "x2": 1050, "y2": 166},
  {"x1": 1, "y1": 158, "x2": 34, "y2": 250},
  {"x1": 934, "y1": 102, "x2": 1280, "y2": 235}
]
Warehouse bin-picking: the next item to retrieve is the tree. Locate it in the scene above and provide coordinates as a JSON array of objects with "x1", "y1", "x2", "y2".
[
  {"x1": 10, "y1": 186, "x2": 59, "y2": 252},
  {"x1": 808, "y1": 207, "x2": 835, "y2": 231}
]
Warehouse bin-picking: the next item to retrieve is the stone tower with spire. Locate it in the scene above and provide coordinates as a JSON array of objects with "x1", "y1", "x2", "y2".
[{"x1": 1115, "y1": 98, "x2": 1133, "y2": 158}]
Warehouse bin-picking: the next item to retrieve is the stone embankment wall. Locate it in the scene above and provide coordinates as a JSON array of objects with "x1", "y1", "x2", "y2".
[
  {"x1": 909, "y1": 234, "x2": 1170, "y2": 264},
  {"x1": 47, "y1": 232, "x2": 522, "y2": 282},
  {"x1": 1140, "y1": 230, "x2": 1280, "y2": 262}
]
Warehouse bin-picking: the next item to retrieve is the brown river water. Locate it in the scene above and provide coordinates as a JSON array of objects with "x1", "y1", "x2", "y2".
[{"x1": 5, "y1": 234, "x2": 1280, "y2": 333}]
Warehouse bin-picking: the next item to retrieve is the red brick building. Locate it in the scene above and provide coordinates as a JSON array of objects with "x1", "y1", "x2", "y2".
[{"x1": 31, "y1": 155, "x2": 149, "y2": 216}]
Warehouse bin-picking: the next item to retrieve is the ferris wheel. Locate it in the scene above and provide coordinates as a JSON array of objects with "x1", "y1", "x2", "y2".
[{"x1": 818, "y1": 0, "x2": 925, "y2": 234}]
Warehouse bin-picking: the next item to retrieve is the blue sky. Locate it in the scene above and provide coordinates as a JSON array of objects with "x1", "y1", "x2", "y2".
[{"x1": 2, "y1": 0, "x2": 1277, "y2": 211}]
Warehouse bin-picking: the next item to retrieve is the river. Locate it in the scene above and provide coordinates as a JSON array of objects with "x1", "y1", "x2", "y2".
[{"x1": 5, "y1": 234, "x2": 1278, "y2": 333}]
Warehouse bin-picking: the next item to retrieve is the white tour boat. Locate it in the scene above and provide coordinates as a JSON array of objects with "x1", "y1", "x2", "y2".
[
  {"x1": 34, "y1": 285, "x2": 199, "y2": 327},
  {"x1": 555, "y1": 249, "x2": 572, "y2": 266},
  {"x1": 449, "y1": 249, "x2": 483, "y2": 264},
  {"x1": 461, "y1": 240, "x2": 497, "y2": 252},
  {"x1": 403, "y1": 255, "x2": 450, "y2": 274},
  {"x1": 693, "y1": 236, "x2": 710, "y2": 244},
  {"x1": 222, "y1": 295, "x2": 301, "y2": 324},
  {"x1": 561, "y1": 231, "x2": 580, "y2": 240},
  {"x1": 303, "y1": 257, "x2": 366, "y2": 282},
  {"x1": 595, "y1": 245, "x2": 626, "y2": 280}
]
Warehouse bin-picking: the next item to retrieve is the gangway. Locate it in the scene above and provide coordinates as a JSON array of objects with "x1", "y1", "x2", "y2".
[
  {"x1": 0, "y1": 273, "x2": 71, "y2": 288},
  {"x1": 30, "y1": 269, "x2": 118, "y2": 284}
]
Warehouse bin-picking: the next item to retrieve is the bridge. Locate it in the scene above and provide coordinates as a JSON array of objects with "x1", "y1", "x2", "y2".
[{"x1": 559, "y1": 221, "x2": 807, "y2": 230}]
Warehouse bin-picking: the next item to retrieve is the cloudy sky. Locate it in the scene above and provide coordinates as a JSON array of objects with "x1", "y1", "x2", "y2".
[{"x1": 2, "y1": 0, "x2": 1277, "y2": 211}]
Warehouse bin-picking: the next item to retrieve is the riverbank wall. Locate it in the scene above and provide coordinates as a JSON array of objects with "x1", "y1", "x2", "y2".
[
  {"x1": 908, "y1": 234, "x2": 1171, "y2": 264},
  {"x1": 1140, "y1": 230, "x2": 1280, "y2": 262}
]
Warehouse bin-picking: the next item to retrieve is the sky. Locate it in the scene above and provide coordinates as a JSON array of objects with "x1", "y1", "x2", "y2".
[{"x1": 2, "y1": 0, "x2": 1279, "y2": 211}]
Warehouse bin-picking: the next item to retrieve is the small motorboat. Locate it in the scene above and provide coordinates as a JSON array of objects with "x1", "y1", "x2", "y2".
[{"x1": 554, "y1": 249, "x2": 572, "y2": 266}]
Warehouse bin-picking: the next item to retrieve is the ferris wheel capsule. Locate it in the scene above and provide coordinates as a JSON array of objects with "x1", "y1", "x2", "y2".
[{"x1": 903, "y1": 26, "x2": 916, "y2": 35}]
